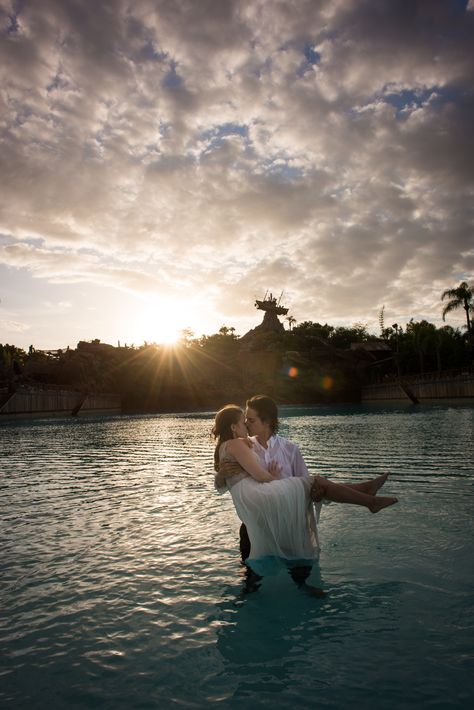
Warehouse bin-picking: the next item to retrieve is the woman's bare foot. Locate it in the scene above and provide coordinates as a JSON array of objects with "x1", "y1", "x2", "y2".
[
  {"x1": 347, "y1": 472, "x2": 390, "y2": 495},
  {"x1": 369, "y1": 496, "x2": 398, "y2": 513},
  {"x1": 364, "y1": 472, "x2": 390, "y2": 495}
]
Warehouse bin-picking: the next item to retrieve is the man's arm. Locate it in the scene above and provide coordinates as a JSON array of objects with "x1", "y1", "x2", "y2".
[
  {"x1": 213, "y1": 462, "x2": 238, "y2": 493},
  {"x1": 291, "y1": 444, "x2": 311, "y2": 478}
]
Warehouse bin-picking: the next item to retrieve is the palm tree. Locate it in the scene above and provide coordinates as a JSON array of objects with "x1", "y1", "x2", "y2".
[
  {"x1": 441, "y1": 281, "x2": 474, "y2": 337},
  {"x1": 286, "y1": 315, "x2": 296, "y2": 331}
]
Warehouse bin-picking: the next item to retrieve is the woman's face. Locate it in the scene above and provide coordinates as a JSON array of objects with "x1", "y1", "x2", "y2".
[{"x1": 231, "y1": 412, "x2": 248, "y2": 438}]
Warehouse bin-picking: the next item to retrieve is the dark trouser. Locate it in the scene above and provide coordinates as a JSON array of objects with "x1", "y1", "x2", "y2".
[
  {"x1": 239, "y1": 523, "x2": 312, "y2": 587},
  {"x1": 239, "y1": 523, "x2": 252, "y2": 562}
]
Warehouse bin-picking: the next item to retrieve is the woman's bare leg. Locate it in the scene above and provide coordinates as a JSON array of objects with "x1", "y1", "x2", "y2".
[
  {"x1": 345, "y1": 472, "x2": 389, "y2": 495},
  {"x1": 311, "y1": 476, "x2": 397, "y2": 513}
]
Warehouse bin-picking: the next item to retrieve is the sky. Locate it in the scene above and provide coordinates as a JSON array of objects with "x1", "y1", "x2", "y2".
[{"x1": 1, "y1": 0, "x2": 473, "y2": 349}]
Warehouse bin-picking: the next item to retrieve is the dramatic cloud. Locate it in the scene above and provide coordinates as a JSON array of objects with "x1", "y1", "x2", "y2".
[{"x1": 1, "y1": 0, "x2": 473, "y2": 346}]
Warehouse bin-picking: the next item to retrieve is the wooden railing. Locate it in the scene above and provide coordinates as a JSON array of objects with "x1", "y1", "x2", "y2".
[
  {"x1": 372, "y1": 366, "x2": 473, "y2": 386},
  {"x1": 362, "y1": 368, "x2": 474, "y2": 401}
]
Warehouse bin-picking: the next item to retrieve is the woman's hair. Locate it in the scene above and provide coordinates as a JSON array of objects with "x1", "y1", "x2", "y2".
[
  {"x1": 211, "y1": 404, "x2": 243, "y2": 471},
  {"x1": 246, "y1": 394, "x2": 279, "y2": 434}
]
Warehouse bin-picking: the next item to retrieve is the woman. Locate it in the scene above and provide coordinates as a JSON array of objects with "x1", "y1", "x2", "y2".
[{"x1": 212, "y1": 404, "x2": 397, "y2": 575}]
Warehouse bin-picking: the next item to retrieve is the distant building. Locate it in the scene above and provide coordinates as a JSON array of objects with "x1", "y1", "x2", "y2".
[{"x1": 77, "y1": 340, "x2": 115, "y2": 352}]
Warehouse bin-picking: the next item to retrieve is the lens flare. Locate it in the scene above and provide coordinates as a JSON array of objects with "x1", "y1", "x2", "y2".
[
  {"x1": 322, "y1": 375, "x2": 334, "y2": 390},
  {"x1": 288, "y1": 366, "x2": 298, "y2": 378}
]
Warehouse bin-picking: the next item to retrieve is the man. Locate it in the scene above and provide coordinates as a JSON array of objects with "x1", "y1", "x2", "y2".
[{"x1": 216, "y1": 394, "x2": 323, "y2": 594}]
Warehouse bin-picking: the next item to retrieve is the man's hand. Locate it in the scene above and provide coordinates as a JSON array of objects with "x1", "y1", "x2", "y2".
[
  {"x1": 219, "y1": 460, "x2": 245, "y2": 478},
  {"x1": 214, "y1": 459, "x2": 245, "y2": 490},
  {"x1": 214, "y1": 470, "x2": 228, "y2": 490},
  {"x1": 268, "y1": 460, "x2": 282, "y2": 479}
]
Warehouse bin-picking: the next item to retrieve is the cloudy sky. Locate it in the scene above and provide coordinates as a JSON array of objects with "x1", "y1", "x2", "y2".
[{"x1": 1, "y1": 0, "x2": 473, "y2": 348}]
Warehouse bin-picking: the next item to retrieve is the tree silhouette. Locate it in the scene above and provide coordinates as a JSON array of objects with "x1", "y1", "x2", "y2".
[
  {"x1": 441, "y1": 281, "x2": 473, "y2": 337},
  {"x1": 379, "y1": 305, "x2": 385, "y2": 337},
  {"x1": 406, "y1": 319, "x2": 436, "y2": 374}
]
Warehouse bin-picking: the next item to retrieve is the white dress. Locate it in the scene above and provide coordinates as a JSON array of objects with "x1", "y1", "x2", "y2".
[{"x1": 220, "y1": 442, "x2": 320, "y2": 575}]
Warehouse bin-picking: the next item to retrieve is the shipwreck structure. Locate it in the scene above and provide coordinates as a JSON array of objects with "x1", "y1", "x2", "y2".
[{"x1": 241, "y1": 291, "x2": 289, "y2": 342}]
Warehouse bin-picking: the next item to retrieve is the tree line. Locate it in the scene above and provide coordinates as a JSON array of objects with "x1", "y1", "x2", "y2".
[{"x1": 1, "y1": 281, "x2": 472, "y2": 409}]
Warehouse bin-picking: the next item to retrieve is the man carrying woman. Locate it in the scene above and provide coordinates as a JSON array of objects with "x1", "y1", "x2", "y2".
[{"x1": 213, "y1": 395, "x2": 397, "y2": 593}]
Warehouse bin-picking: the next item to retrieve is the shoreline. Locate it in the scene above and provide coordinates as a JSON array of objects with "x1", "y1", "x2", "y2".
[{"x1": 2, "y1": 397, "x2": 473, "y2": 422}]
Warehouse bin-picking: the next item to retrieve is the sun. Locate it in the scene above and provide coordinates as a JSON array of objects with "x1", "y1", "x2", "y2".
[
  {"x1": 154, "y1": 319, "x2": 182, "y2": 344},
  {"x1": 132, "y1": 297, "x2": 200, "y2": 345}
]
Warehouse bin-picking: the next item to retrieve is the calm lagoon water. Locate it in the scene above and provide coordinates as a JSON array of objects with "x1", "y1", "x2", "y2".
[{"x1": 1, "y1": 403, "x2": 473, "y2": 709}]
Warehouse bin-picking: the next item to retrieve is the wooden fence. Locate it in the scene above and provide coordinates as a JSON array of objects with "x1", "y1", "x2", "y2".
[
  {"x1": 362, "y1": 371, "x2": 474, "y2": 402},
  {"x1": 0, "y1": 386, "x2": 121, "y2": 417}
]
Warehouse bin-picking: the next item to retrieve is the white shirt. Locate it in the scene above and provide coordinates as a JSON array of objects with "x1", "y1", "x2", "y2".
[{"x1": 250, "y1": 434, "x2": 310, "y2": 479}]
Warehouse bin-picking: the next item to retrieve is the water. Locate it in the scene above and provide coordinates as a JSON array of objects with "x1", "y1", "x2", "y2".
[{"x1": 1, "y1": 403, "x2": 473, "y2": 709}]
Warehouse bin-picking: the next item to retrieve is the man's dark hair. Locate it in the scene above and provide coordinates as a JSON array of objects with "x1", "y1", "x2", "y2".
[{"x1": 246, "y1": 394, "x2": 279, "y2": 434}]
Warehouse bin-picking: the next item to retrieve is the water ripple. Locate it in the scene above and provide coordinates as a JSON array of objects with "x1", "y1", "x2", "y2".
[{"x1": 1, "y1": 405, "x2": 473, "y2": 708}]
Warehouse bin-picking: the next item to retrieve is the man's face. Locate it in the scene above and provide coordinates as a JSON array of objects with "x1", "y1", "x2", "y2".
[{"x1": 245, "y1": 406, "x2": 268, "y2": 438}]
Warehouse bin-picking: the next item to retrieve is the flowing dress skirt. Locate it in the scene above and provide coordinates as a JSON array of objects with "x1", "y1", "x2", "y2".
[{"x1": 229, "y1": 476, "x2": 320, "y2": 575}]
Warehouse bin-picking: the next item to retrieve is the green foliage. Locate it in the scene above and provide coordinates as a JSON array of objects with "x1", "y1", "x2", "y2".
[
  {"x1": 3, "y1": 287, "x2": 473, "y2": 410},
  {"x1": 285, "y1": 321, "x2": 370, "y2": 350},
  {"x1": 196, "y1": 327, "x2": 240, "y2": 358},
  {"x1": 330, "y1": 323, "x2": 370, "y2": 348},
  {"x1": 284, "y1": 321, "x2": 334, "y2": 352},
  {"x1": 0, "y1": 344, "x2": 27, "y2": 377},
  {"x1": 179, "y1": 328, "x2": 195, "y2": 346},
  {"x1": 292, "y1": 321, "x2": 334, "y2": 338},
  {"x1": 441, "y1": 281, "x2": 474, "y2": 335},
  {"x1": 382, "y1": 320, "x2": 468, "y2": 375}
]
